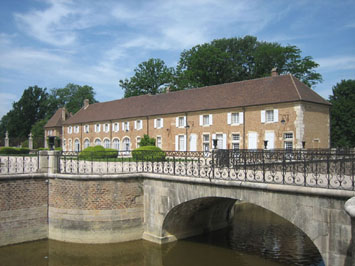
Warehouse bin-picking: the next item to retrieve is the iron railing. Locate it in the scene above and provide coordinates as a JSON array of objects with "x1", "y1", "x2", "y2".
[
  {"x1": 0, "y1": 151, "x2": 40, "y2": 174},
  {"x1": 59, "y1": 149, "x2": 355, "y2": 191}
]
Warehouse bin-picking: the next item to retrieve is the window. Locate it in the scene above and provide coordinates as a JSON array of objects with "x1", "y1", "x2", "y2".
[
  {"x1": 68, "y1": 126, "x2": 72, "y2": 134},
  {"x1": 74, "y1": 125, "x2": 79, "y2": 133},
  {"x1": 104, "y1": 123, "x2": 110, "y2": 133},
  {"x1": 104, "y1": 139, "x2": 110, "y2": 149},
  {"x1": 266, "y1": 110, "x2": 274, "y2": 122},
  {"x1": 232, "y1": 134, "x2": 240, "y2": 150},
  {"x1": 113, "y1": 139, "x2": 120, "y2": 150},
  {"x1": 135, "y1": 120, "x2": 142, "y2": 130},
  {"x1": 216, "y1": 134, "x2": 223, "y2": 149},
  {"x1": 113, "y1": 123, "x2": 119, "y2": 132},
  {"x1": 95, "y1": 124, "x2": 101, "y2": 133},
  {"x1": 68, "y1": 139, "x2": 72, "y2": 151},
  {"x1": 155, "y1": 118, "x2": 163, "y2": 129},
  {"x1": 203, "y1": 134, "x2": 209, "y2": 152},
  {"x1": 156, "y1": 136, "x2": 162, "y2": 148},
  {"x1": 283, "y1": 132, "x2": 293, "y2": 150},
  {"x1": 228, "y1": 112, "x2": 243, "y2": 125},
  {"x1": 48, "y1": 130, "x2": 52, "y2": 136},
  {"x1": 74, "y1": 139, "x2": 80, "y2": 152},
  {"x1": 179, "y1": 135, "x2": 185, "y2": 151},
  {"x1": 84, "y1": 125, "x2": 89, "y2": 133},
  {"x1": 136, "y1": 136, "x2": 141, "y2": 148},
  {"x1": 84, "y1": 139, "x2": 90, "y2": 149},
  {"x1": 200, "y1": 114, "x2": 213, "y2": 126},
  {"x1": 63, "y1": 139, "x2": 66, "y2": 151},
  {"x1": 179, "y1": 117, "x2": 185, "y2": 127},
  {"x1": 261, "y1": 109, "x2": 278, "y2": 123},
  {"x1": 94, "y1": 139, "x2": 101, "y2": 146},
  {"x1": 231, "y1": 113, "x2": 239, "y2": 124},
  {"x1": 123, "y1": 138, "x2": 130, "y2": 151},
  {"x1": 122, "y1": 122, "x2": 129, "y2": 131}
]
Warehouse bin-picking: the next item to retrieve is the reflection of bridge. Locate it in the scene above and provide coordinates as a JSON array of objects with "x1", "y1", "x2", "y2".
[{"x1": 0, "y1": 149, "x2": 355, "y2": 266}]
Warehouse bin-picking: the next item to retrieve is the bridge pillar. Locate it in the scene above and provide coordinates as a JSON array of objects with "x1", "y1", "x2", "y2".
[
  {"x1": 38, "y1": 150, "x2": 60, "y2": 174},
  {"x1": 345, "y1": 197, "x2": 355, "y2": 266}
]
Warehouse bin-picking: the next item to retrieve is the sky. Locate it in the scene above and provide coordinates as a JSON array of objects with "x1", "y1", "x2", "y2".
[{"x1": 0, "y1": 0, "x2": 354, "y2": 119}]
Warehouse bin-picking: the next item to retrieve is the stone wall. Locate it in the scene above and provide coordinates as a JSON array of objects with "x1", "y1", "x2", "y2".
[
  {"x1": 48, "y1": 176, "x2": 144, "y2": 243},
  {"x1": 0, "y1": 176, "x2": 48, "y2": 246}
]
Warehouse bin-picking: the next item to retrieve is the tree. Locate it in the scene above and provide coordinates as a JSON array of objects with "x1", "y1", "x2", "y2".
[
  {"x1": 120, "y1": 58, "x2": 175, "y2": 98},
  {"x1": 329, "y1": 79, "x2": 355, "y2": 148},
  {"x1": 48, "y1": 83, "x2": 97, "y2": 115},
  {"x1": 175, "y1": 36, "x2": 322, "y2": 89},
  {"x1": 0, "y1": 86, "x2": 49, "y2": 140},
  {"x1": 139, "y1": 134, "x2": 156, "y2": 146}
]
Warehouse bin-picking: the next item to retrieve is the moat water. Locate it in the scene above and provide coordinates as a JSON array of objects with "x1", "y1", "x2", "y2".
[{"x1": 0, "y1": 203, "x2": 324, "y2": 266}]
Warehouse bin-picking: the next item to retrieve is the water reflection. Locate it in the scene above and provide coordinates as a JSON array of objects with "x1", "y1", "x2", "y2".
[{"x1": 0, "y1": 203, "x2": 324, "y2": 266}]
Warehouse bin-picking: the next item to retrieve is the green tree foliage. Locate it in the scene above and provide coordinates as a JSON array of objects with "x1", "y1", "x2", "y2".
[
  {"x1": 48, "y1": 83, "x2": 97, "y2": 114},
  {"x1": 31, "y1": 119, "x2": 48, "y2": 148},
  {"x1": 329, "y1": 79, "x2": 355, "y2": 148},
  {"x1": 120, "y1": 58, "x2": 175, "y2": 98},
  {"x1": 0, "y1": 86, "x2": 49, "y2": 140},
  {"x1": 139, "y1": 134, "x2": 156, "y2": 146},
  {"x1": 175, "y1": 36, "x2": 322, "y2": 89}
]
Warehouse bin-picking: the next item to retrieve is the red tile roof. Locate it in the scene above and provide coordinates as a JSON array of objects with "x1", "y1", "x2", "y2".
[{"x1": 63, "y1": 74, "x2": 330, "y2": 125}]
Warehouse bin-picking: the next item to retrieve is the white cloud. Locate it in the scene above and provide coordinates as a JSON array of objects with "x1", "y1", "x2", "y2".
[{"x1": 317, "y1": 56, "x2": 355, "y2": 71}]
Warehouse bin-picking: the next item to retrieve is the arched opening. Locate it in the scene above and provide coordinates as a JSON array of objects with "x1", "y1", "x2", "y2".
[
  {"x1": 162, "y1": 198, "x2": 324, "y2": 266},
  {"x1": 74, "y1": 139, "x2": 80, "y2": 152}
]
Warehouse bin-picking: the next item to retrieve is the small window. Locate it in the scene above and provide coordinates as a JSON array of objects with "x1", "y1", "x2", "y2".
[
  {"x1": 84, "y1": 125, "x2": 89, "y2": 133},
  {"x1": 68, "y1": 126, "x2": 72, "y2": 134},
  {"x1": 284, "y1": 141, "x2": 293, "y2": 150},
  {"x1": 95, "y1": 124, "x2": 101, "y2": 133},
  {"x1": 104, "y1": 123, "x2": 110, "y2": 133},
  {"x1": 104, "y1": 139, "x2": 110, "y2": 149},
  {"x1": 232, "y1": 133, "x2": 240, "y2": 150},
  {"x1": 231, "y1": 113, "x2": 239, "y2": 124},
  {"x1": 156, "y1": 118, "x2": 162, "y2": 128},
  {"x1": 114, "y1": 123, "x2": 119, "y2": 132},
  {"x1": 203, "y1": 115, "x2": 209, "y2": 126},
  {"x1": 266, "y1": 110, "x2": 274, "y2": 122},
  {"x1": 203, "y1": 134, "x2": 209, "y2": 152},
  {"x1": 136, "y1": 120, "x2": 142, "y2": 130},
  {"x1": 156, "y1": 136, "x2": 162, "y2": 148},
  {"x1": 123, "y1": 122, "x2": 129, "y2": 131},
  {"x1": 284, "y1": 133, "x2": 293, "y2": 139},
  {"x1": 136, "y1": 136, "x2": 141, "y2": 148},
  {"x1": 178, "y1": 117, "x2": 185, "y2": 127}
]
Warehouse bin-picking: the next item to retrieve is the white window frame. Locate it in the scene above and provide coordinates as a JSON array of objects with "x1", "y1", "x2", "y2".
[
  {"x1": 175, "y1": 134, "x2": 186, "y2": 151},
  {"x1": 261, "y1": 109, "x2": 278, "y2": 123},
  {"x1": 104, "y1": 123, "x2": 110, "y2": 133},
  {"x1": 95, "y1": 124, "x2": 101, "y2": 133},
  {"x1": 84, "y1": 139, "x2": 90, "y2": 149},
  {"x1": 202, "y1": 133, "x2": 210, "y2": 152},
  {"x1": 154, "y1": 118, "x2": 164, "y2": 129},
  {"x1": 212, "y1": 133, "x2": 227, "y2": 149},
  {"x1": 113, "y1": 122, "x2": 119, "y2": 132},
  {"x1": 135, "y1": 120, "x2": 143, "y2": 130},
  {"x1": 122, "y1": 122, "x2": 130, "y2": 132},
  {"x1": 112, "y1": 138, "x2": 120, "y2": 150},
  {"x1": 84, "y1": 125, "x2": 89, "y2": 133},
  {"x1": 156, "y1": 136, "x2": 162, "y2": 148},
  {"x1": 231, "y1": 133, "x2": 240, "y2": 150},
  {"x1": 122, "y1": 137, "x2": 131, "y2": 152},
  {"x1": 199, "y1": 114, "x2": 213, "y2": 126},
  {"x1": 94, "y1": 138, "x2": 102, "y2": 146},
  {"x1": 176, "y1": 116, "x2": 186, "y2": 128},
  {"x1": 103, "y1": 138, "x2": 111, "y2": 149},
  {"x1": 227, "y1": 112, "x2": 244, "y2": 125},
  {"x1": 283, "y1": 132, "x2": 294, "y2": 150},
  {"x1": 68, "y1": 126, "x2": 72, "y2": 134}
]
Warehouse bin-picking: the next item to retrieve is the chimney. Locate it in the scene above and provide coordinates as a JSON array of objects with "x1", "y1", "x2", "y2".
[
  {"x1": 61, "y1": 108, "x2": 66, "y2": 121},
  {"x1": 271, "y1": 68, "x2": 278, "y2": 77},
  {"x1": 83, "y1": 99, "x2": 89, "y2": 109}
]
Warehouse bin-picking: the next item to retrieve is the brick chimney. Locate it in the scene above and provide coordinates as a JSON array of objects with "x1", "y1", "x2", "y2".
[
  {"x1": 271, "y1": 67, "x2": 278, "y2": 77},
  {"x1": 61, "y1": 107, "x2": 66, "y2": 121},
  {"x1": 83, "y1": 99, "x2": 89, "y2": 109}
]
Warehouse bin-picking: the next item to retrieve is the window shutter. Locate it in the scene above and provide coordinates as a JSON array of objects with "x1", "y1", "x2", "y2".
[
  {"x1": 122, "y1": 122, "x2": 125, "y2": 131},
  {"x1": 154, "y1": 119, "x2": 157, "y2": 128},
  {"x1": 176, "y1": 117, "x2": 179, "y2": 128},
  {"x1": 223, "y1": 134, "x2": 227, "y2": 149},
  {"x1": 175, "y1": 135, "x2": 178, "y2": 151},
  {"x1": 184, "y1": 135, "x2": 187, "y2": 151},
  {"x1": 161, "y1": 118, "x2": 164, "y2": 128},
  {"x1": 184, "y1": 116, "x2": 187, "y2": 127},
  {"x1": 261, "y1": 110, "x2": 265, "y2": 123},
  {"x1": 227, "y1": 113, "x2": 231, "y2": 124},
  {"x1": 134, "y1": 121, "x2": 137, "y2": 130},
  {"x1": 239, "y1": 112, "x2": 244, "y2": 124},
  {"x1": 199, "y1": 115, "x2": 203, "y2": 126},
  {"x1": 274, "y1": 109, "x2": 278, "y2": 123},
  {"x1": 117, "y1": 123, "x2": 120, "y2": 131},
  {"x1": 190, "y1": 134, "x2": 197, "y2": 151},
  {"x1": 209, "y1": 114, "x2": 213, "y2": 125},
  {"x1": 127, "y1": 122, "x2": 130, "y2": 131}
]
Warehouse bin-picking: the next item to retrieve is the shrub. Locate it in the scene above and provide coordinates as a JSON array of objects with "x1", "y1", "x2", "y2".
[
  {"x1": 0, "y1": 147, "x2": 30, "y2": 155},
  {"x1": 22, "y1": 140, "x2": 29, "y2": 148},
  {"x1": 139, "y1": 134, "x2": 156, "y2": 147},
  {"x1": 132, "y1": 146, "x2": 165, "y2": 161},
  {"x1": 79, "y1": 146, "x2": 118, "y2": 160}
]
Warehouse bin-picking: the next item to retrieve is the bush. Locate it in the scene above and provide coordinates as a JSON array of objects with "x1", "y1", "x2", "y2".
[
  {"x1": 79, "y1": 146, "x2": 118, "y2": 160},
  {"x1": 22, "y1": 140, "x2": 29, "y2": 148},
  {"x1": 139, "y1": 134, "x2": 156, "y2": 146},
  {"x1": 132, "y1": 146, "x2": 165, "y2": 161},
  {"x1": 0, "y1": 147, "x2": 30, "y2": 155}
]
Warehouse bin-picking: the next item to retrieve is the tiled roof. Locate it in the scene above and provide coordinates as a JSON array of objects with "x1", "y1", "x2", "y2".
[
  {"x1": 63, "y1": 74, "x2": 330, "y2": 125},
  {"x1": 44, "y1": 108, "x2": 67, "y2": 128}
]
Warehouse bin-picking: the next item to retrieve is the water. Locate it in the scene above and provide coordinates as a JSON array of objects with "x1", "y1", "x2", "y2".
[{"x1": 0, "y1": 203, "x2": 324, "y2": 266}]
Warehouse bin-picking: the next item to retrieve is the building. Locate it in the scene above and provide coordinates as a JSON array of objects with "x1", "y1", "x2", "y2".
[
  {"x1": 51, "y1": 71, "x2": 330, "y2": 152},
  {"x1": 44, "y1": 107, "x2": 71, "y2": 148}
]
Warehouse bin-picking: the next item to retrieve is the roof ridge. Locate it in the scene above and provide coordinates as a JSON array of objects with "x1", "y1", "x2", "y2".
[{"x1": 290, "y1": 74, "x2": 302, "y2": 100}]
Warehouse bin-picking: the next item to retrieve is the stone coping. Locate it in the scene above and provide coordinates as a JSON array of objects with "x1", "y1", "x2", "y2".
[{"x1": 1, "y1": 172, "x2": 354, "y2": 199}]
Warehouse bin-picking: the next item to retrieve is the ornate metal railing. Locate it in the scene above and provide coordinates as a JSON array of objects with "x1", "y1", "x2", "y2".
[
  {"x1": 59, "y1": 149, "x2": 355, "y2": 191},
  {"x1": 0, "y1": 151, "x2": 39, "y2": 174}
]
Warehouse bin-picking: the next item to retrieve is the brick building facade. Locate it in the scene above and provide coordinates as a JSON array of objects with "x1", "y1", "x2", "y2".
[{"x1": 46, "y1": 72, "x2": 330, "y2": 152}]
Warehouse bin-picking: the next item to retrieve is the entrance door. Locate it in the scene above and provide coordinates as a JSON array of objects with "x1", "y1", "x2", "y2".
[
  {"x1": 248, "y1": 132, "x2": 257, "y2": 150},
  {"x1": 265, "y1": 131, "x2": 275, "y2": 150}
]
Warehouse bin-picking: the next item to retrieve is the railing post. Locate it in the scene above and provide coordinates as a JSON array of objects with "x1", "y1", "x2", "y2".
[{"x1": 39, "y1": 150, "x2": 60, "y2": 174}]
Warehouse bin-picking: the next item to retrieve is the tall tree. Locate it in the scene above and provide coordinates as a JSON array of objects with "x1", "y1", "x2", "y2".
[
  {"x1": 48, "y1": 83, "x2": 97, "y2": 115},
  {"x1": 120, "y1": 58, "x2": 175, "y2": 98},
  {"x1": 0, "y1": 86, "x2": 49, "y2": 140},
  {"x1": 329, "y1": 79, "x2": 355, "y2": 148},
  {"x1": 175, "y1": 36, "x2": 322, "y2": 89}
]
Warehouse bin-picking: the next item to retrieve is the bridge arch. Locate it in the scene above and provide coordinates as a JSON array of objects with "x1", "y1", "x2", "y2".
[{"x1": 143, "y1": 178, "x2": 351, "y2": 266}]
